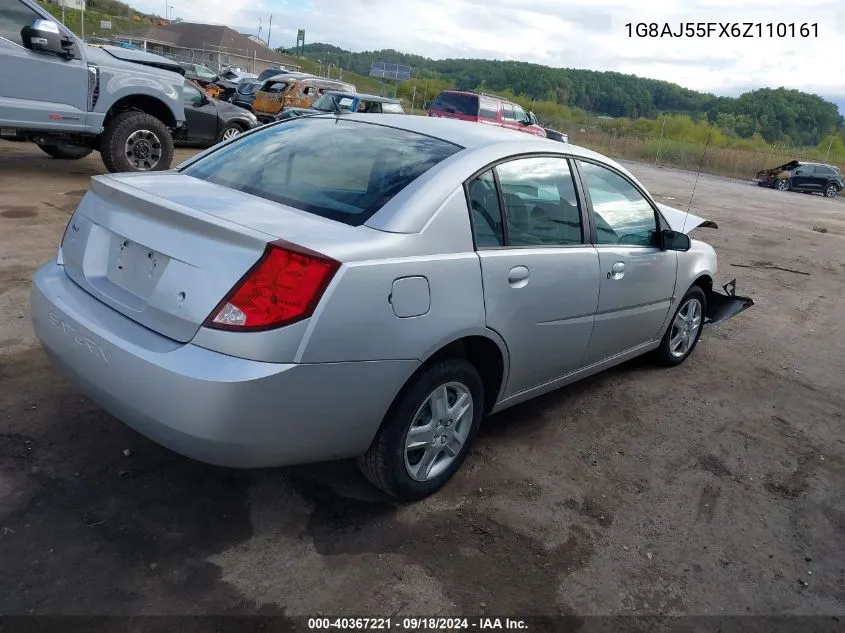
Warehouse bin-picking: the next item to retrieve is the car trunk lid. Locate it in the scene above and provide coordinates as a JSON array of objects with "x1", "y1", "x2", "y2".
[{"x1": 60, "y1": 173, "x2": 359, "y2": 343}]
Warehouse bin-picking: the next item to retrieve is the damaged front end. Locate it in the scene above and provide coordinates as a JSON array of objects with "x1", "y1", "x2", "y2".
[
  {"x1": 705, "y1": 279, "x2": 755, "y2": 327},
  {"x1": 655, "y1": 203, "x2": 755, "y2": 327}
]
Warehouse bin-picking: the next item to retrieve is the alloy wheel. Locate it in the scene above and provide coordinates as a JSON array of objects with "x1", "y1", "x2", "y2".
[{"x1": 404, "y1": 382, "x2": 474, "y2": 482}]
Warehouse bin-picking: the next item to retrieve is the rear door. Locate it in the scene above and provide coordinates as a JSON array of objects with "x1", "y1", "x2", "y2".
[
  {"x1": 471, "y1": 155, "x2": 600, "y2": 398},
  {"x1": 575, "y1": 159, "x2": 677, "y2": 364},
  {"x1": 0, "y1": 0, "x2": 90, "y2": 130},
  {"x1": 791, "y1": 164, "x2": 818, "y2": 191}
]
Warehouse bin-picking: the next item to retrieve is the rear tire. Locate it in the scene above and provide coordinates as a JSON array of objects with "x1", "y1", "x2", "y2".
[
  {"x1": 653, "y1": 286, "x2": 707, "y2": 367},
  {"x1": 357, "y1": 358, "x2": 484, "y2": 501},
  {"x1": 37, "y1": 142, "x2": 93, "y2": 160},
  {"x1": 100, "y1": 111, "x2": 174, "y2": 173}
]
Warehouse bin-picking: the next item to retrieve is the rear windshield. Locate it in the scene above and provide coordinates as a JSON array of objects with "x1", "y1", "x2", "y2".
[
  {"x1": 181, "y1": 118, "x2": 462, "y2": 226},
  {"x1": 430, "y1": 92, "x2": 479, "y2": 116},
  {"x1": 258, "y1": 68, "x2": 283, "y2": 81}
]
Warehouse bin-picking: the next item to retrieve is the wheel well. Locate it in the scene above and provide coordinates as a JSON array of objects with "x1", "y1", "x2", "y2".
[
  {"x1": 425, "y1": 336, "x2": 505, "y2": 415},
  {"x1": 692, "y1": 274, "x2": 713, "y2": 296},
  {"x1": 105, "y1": 95, "x2": 177, "y2": 129}
]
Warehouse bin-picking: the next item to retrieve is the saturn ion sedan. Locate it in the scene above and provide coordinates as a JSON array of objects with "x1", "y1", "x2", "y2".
[{"x1": 31, "y1": 114, "x2": 753, "y2": 501}]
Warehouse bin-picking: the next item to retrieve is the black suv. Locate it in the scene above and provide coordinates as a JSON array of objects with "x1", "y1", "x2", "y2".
[{"x1": 755, "y1": 160, "x2": 843, "y2": 198}]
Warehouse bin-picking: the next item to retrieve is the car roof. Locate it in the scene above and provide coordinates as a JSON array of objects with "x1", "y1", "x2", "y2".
[
  {"x1": 322, "y1": 91, "x2": 399, "y2": 103},
  {"x1": 317, "y1": 113, "x2": 598, "y2": 153}
]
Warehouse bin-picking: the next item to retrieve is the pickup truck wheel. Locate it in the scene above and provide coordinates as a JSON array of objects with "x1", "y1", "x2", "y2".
[
  {"x1": 37, "y1": 142, "x2": 93, "y2": 160},
  {"x1": 100, "y1": 111, "x2": 174, "y2": 173}
]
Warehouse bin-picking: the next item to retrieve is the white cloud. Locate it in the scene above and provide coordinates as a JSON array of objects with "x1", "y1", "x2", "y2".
[{"x1": 128, "y1": 0, "x2": 844, "y2": 103}]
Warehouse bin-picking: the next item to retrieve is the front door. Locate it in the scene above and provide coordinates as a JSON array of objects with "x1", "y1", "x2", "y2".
[
  {"x1": 181, "y1": 81, "x2": 218, "y2": 144},
  {"x1": 576, "y1": 159, "x2": 678, "y2": 364},
  {"x1": 470, "y1": 156, "x2": 600, "y2": 398},
  {"x1": 790, "y1": 164, "x2": 818, "y2": 191},
  {"x1": 0, "y1": 0, "x2": 89, "y2": 130}
]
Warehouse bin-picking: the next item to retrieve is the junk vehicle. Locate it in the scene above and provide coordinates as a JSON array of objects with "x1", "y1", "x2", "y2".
[
  {"x1": 754, "y1": 160, "x2": 842, "y2": 198},
  {"x1": 275, "y1": 91, "x2": 404, "y2": 121},
  {"x1": 252, "y1": 75, "x2": 356, "y2": 122},
  {"x1": 31, "y1": 114, "x2": 754, "y2": 501}
]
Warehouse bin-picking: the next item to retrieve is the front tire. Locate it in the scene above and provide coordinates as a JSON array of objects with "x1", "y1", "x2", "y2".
[
  {"x1": 99, "y1": 111, "x2": 174, "y2": 173},
  {"x1": 824, "y1": 183, "x2": 840, "y2": 198},
  {"x1": 218, "y1": 123, "x2": 243, "y2": 143},
  {"x1": 358, "y1": 358, "x2": 484, "y2": 501},
  {"x1": 653, "y1": 286, "x2": 706, "y2": 367},
  {"x1": 775, "y1": 178, "x2": 791, "y2": 191},
  {"x1": 37, "y1": 142, "x2": 93, "y2": 160}
]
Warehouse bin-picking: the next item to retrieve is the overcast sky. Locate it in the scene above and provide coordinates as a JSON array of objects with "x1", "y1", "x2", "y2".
[{"x1": 130, "y1": 0, "x2": 845, "y2": 112}]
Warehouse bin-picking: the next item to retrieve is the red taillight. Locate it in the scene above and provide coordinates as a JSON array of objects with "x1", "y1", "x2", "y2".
[{"x1": 203, "y1": 240, "x2": 340, "y2": 332}]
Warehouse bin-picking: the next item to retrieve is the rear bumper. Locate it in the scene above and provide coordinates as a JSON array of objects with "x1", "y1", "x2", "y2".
[{"x1": 31, "y1": 261, "x2": 418, "y2": 468}]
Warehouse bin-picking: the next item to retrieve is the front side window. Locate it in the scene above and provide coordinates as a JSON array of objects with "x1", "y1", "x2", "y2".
[
  {"x1": 513, "y1": 105, "x2": 529, "y2": 124},
  {"x1": 0, "y1": 0, "x2": 41, "y2": 46},
  {"x1": 578, "y1": 160, "x2": 658, "y2": 247},
  {"x1": 496, "y1": 157, "x2": 583, "y2": 246},
  {"x1": 502, "y1": 104, "x2": 516, "y2": 121},
  {"x1": 182, "y1": 118, "x2": 462, "y2": 227},
  {"x1": 182, "y1": 81, "x2": 205, "y2": 106}
]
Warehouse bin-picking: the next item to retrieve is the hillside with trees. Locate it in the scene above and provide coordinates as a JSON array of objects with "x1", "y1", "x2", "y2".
[{"x1": 289, "y1": 43, "x2": 843, "y2": 147}]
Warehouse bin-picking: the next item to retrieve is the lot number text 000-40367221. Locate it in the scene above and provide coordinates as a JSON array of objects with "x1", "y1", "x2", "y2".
[{"x1": 623, "y1": 22, "x2": 819, "y2": 38}]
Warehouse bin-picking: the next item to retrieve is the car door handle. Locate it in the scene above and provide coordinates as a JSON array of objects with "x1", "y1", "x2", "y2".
[
  {"x1": 508, "y1": 265, "x2": 530, "y2": 288},
  {"x1": 607, "y1": 261, "x2": 625, "y2": 280}
]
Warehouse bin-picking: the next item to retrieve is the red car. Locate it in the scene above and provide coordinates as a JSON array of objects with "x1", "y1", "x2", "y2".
[{"x1": 427, "y1": 90, "x2": 546, "y2": 138}]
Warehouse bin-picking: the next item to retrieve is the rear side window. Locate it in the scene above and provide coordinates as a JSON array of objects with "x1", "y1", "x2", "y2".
[
  {"x1": 502, "y1": 104, "x2": 516, "y2": 121},
  {"x1": 431, "y1": 92, "x2": 479, "y2": 116},
  {"x1": 496, "y1": 157, "x2": 583, "y2": 246},
  {"x1": 466, "y1": 170, "x2": 504, "y2": 247},
  {"x1": 479, "y1": 98, "x2": 498, "y2": 119},
  {"x1": 182, "y1": 118, "x2": 462, "y2": 227},
  {"x1": 815, "y1": 166, "x2": 836, "y2": 177}
]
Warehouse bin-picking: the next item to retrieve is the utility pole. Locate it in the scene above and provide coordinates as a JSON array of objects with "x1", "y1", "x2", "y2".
[
  {"x1": 654, "y1": 115, "x2": 667, "y2": 165},
  {"x1": 267, "y1": 14, "x2": 272, "y2": 48},
  {"x1": 825, "y1": 136, "x2": 834, "y2": 161}
]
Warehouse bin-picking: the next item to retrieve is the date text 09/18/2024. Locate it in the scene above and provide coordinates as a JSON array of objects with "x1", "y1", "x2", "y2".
[
  {"x1": 624, "y1": 22, "x2": 818, "y2": 38},
  {"x1": 307, "y1": 618, "x2": 529, "y2": 630}
]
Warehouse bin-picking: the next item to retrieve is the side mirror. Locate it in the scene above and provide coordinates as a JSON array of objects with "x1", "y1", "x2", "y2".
[
  {"x1": 21, "y1": 19, "x2": 68, "y2": 57},
  {"x1": 661, "y1": 229, "x2": 691, "y2": 252}
]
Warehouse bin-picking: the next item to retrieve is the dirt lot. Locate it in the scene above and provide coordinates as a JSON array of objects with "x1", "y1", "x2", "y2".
[{"x1": 1, "y1": 141, "x2": 843, "y2": 619}]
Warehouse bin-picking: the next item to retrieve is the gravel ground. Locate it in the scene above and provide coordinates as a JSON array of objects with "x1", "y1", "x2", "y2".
[{"x1": 0, "y1": 141, "x2": 843, "y2": 619}]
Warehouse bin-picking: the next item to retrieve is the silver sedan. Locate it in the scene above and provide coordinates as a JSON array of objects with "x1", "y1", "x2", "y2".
[{"x1": 30, "y1": 114, "x2": 753, "y2": 501}]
